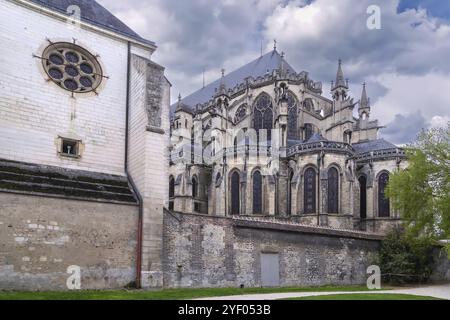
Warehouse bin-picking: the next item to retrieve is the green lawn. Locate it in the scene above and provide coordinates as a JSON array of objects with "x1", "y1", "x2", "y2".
[
  {"x1": 0, "y1": 285, "x2": 385, "y2": 300},
  {"x1": 287, "y1": 293, "x2": 440, "y2": 300}
]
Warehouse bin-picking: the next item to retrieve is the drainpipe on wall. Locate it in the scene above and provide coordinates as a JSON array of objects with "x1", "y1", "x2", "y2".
[{"x1": 124, "y1": 41, "x2": 143, "y2": 289}]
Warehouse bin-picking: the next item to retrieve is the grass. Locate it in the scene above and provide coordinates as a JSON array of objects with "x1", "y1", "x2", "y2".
[
  {"x1": 0, "y1": 284, "x2": 386, "y2": 300},
  {"x1": 286, "y1": 293, "x2": 441, "y2": 300}
]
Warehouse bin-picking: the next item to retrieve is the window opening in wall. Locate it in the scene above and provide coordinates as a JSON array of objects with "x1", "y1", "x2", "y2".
[{"x1": 60, "y1": 138, "x2": 80, "y2": 158}]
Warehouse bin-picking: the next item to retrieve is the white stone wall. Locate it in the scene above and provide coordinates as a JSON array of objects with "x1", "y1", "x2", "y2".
[{"x1": 0, "y1": 0, "x2": 146, "y2": 175}]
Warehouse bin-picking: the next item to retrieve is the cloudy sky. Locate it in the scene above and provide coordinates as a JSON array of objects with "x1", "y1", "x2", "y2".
[{"x1": 97, "y1": 0, "x2": 450, "y2": 144}]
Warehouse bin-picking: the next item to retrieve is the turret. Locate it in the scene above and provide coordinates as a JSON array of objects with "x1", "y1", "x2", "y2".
[
  {"x1": 358, "y1": 83, "x2": 371, "y2": 118},
  {"x1": 331, "y1": 59, "x2": 349, "y2": 102}
]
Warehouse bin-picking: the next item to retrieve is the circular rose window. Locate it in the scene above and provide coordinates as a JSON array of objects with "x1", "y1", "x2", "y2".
[{"x1": 42, "y1": 42, "x2": 103, "y2": 93}]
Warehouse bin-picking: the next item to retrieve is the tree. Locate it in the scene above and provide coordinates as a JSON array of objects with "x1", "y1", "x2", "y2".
[{"x1": 386, "y1": 123, "x2": 450, "y2": 240}]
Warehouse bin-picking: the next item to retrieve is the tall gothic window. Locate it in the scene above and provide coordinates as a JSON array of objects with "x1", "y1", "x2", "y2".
[
  {"x1": 192, "y1": 176, "x2": 198, "y2": 198},
  {"x1": 378, "y1": 172, "x2": 390, "y2": 217},
  {"x1": 327, "y1": 167, "x2": 339, "y2": 213},
  {"x1": 304, "y1": 168, "x2": 316, "y2": 213},
  {"x1": 287, "y1": 171, "x2": 294, "y2": 215},
  {"x1": 169, "y1": 176, "x2": 175, "y2": 211},
  {"x1": 252, "y1": 171, "x2": 262, "y2": 214},
  {"x1": 231, "y1": 171, "x2": 240, "y2": 215},
  {"x1": 304, "y1": 123, "x2": 313, "y2": 141},
  {"x1": 359, "y1": 175, "x2": 367, "y2": 219},
  {"x1": 254, "y1": 94, "x2": 273, "y2": 142},
  {"x1": 287, "y1": 93, "x2": 298, "y2": 140}
]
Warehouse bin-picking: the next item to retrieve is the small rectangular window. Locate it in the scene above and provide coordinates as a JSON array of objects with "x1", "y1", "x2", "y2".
[{"x1": 60, "y1": 138, "x2": 80, "y2": 158}]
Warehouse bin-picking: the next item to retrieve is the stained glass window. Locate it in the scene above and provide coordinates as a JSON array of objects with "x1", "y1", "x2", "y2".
[
  {"x1": 327, "y1": 167, "x2": 339, "y2": 213},
  {"x1": 169, "y1": 176, "x2": 175, "y2": 198},
  {"x1": 304, "y1": 168, "x2": 316, "y2": 213},
  {"x1": 304, "y1": 123, "x2": 313, "y2": 141},
  {"x1": 192, "y1": 176, "x2": 198, "y2": 198},
  {"x1": 252, "y1": 171, "x2": 262, "y2": 214},
  {"x1": 231, "y1": 171, "x2": 240, "y2": 215},
  {"x1": 378, "y1": 172, "x2": 390, "y2": 217},
  {"x1": 169, "y1": 176, "x2": 175, "y2": 210},
  {"x1": 254, "y1": 94, "x2": 273, "y2": 141},
  {"x1": 234, "y1": 104, "x2": 247, "y2": 123},
  {"x1": 287, "y1": 171, "x2": 294, "y2": 215},
  {"x1": 359, "y1": 175, "x2": 367, "y2": 219},
  {"x1": 287, "y1": 94, "x2": 298, "y2": 140}
]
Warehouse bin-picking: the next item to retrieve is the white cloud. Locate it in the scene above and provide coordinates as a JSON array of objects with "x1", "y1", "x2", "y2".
[
  {"x1": 430, "y1": 115, "x2": 450, "y2": 128},
  {"x1": 96, "y1": 0, "x2": 450, "y2": 143}
]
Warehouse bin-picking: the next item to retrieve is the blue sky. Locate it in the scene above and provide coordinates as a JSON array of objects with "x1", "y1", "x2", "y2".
[
  {"x1": 398, "y1": 0, "x2": 450, "y2": 20},
  {"x1": 97, "y1": 0, "x2": 450, "y2": 144}
]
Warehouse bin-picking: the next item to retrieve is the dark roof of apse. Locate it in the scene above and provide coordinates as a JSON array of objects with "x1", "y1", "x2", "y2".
[
  {"x1": 172, "y1": 50, "x2": 296, "y2": 114},
  {"x1": 352, "y1": 139, "x2": 398, "y2": 154},
  {"x1": 28, "y1": 0, "x2": 155, "y2": 46}
]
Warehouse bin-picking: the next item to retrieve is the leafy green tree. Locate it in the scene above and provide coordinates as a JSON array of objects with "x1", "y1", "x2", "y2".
[{"x1": 386, "y1": 123, "x2": 450, "y2": 240}]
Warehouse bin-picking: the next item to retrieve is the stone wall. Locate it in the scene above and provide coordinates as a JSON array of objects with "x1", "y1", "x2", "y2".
[
  {"x1": 0, "y1": 193, "x2": 138, "y2": 290},
  {"x1": 163, "y1": 211, "x2": 382, "y2": 288}
]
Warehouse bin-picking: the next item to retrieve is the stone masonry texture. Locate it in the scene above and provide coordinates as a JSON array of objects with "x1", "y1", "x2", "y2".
[{"x1": 0, "y1": 193, "x2": 138, "y2": 291}]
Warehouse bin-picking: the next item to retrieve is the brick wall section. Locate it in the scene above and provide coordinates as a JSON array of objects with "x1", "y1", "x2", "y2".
[
  {"x1": 0, "y1": 193, "x2": 138, "y2": 290},
  {"x1": 0, "y1": 0, "x2": 152, "y2": 175}
]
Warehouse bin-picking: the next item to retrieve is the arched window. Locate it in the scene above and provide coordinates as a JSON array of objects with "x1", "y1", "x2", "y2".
[
  {"x1": 359, "y1": 175, "x2": 367, "y2": 219},
  {"x1": 304, "y1": 168, "x2": 316, "y2": 213},
  {"x1": 234, "y1": 104, "x2": 247, "y2": 123},
  {"x1": 304, "y1": 98, "x2": 314, "y2": 112},
  {"x1": 378, "y1": 172, "x2": 390, "y2": 217},
  {"x1": 304, "y1": 123, "x2": 313, "y2": 141},
  {"x1": 252, "y1": 171, "x2": 262, "y2": 214},
  {"x1": 287, "y1": 171, "x2": 294, "y2": 215},
  {"x1": 254, "y1": 94, "x2": 273, "y2": 142},
  {"x1": 192, "y1": 176, "x2": 198, "y2": 198},
  {"x1": 327, "y1": 167, "x2": 339, "y2": 213},
  {"x1": 215, "y1": 172, "x2": 221, "y2": 187},
  {"x1": 231, "y1": 171, "x2": 240, "y2": 215},
  {"x1": 169, "y1": 176, "x2": 175, "y2": 211},
  {"x1": 287, "y1": 93, "x2": 298, "y2": 140}
]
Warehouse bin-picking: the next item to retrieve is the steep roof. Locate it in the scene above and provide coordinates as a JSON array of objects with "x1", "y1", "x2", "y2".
[
  {"x1": 172, "y1": 50, "x2": 296, "y2": 113},
  {"x1": 352, "y1": 139, "x2": 398, "y2": 154},
  {"x1": 29, "y1": 0, "x2": 155, "y2": 46}
]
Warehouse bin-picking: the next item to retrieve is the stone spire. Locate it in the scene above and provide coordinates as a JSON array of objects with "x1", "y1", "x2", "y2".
[
  {"x1": 358, "y1": 83, "x2": 371, "y2": 119},
  {"x1": 334, "y1": 59, "x2": 348, "y2": 89},
  {"x1": 331, "y1": 59, "x2": 349, "y2": 101},
  {"x1": 360, "y1": 83, "x2": 370, "y2": 108},
  {"x1": 176, "y1": 93, "x2": 182, "y2": 111},
  {"x1": 217, "y1": 68, "x2": 227, "y2": 96}
]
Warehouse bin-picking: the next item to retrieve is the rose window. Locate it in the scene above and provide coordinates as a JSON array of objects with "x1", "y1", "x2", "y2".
[{"x1": 42, "y1": 42, "x2": 103, "y2": 93}]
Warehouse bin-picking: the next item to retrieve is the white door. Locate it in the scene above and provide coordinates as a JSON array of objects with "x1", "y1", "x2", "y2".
[{"x1": 260, "y1": 253, "x2": 280, "y2": 287}]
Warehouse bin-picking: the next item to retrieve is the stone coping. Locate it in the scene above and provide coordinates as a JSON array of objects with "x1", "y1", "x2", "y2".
[{"x1": 164, "y1": 210, "x2": 384, "y2": 241}]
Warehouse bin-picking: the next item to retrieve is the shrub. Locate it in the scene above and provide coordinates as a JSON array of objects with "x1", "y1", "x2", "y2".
[{"x1": 377, "y1": 228, "x2": 437, "y2": 284}]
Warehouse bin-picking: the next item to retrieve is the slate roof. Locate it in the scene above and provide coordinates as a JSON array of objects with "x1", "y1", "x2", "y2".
[
  {"x1": 352, "y1": 139, "x2": 398, "y2": 154},
  {"x1": 306, "y1": 132, "x2": 328, "y2": 143},
  {"x1": 0, "y1": 159, "x2": 138, "y2": 204},
  {"x1": 172, "y1": 50, "x2": 296, "y2": 114},
  {"x1": 29, "y1": 0, "x2": 154, "y2": 46}
]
